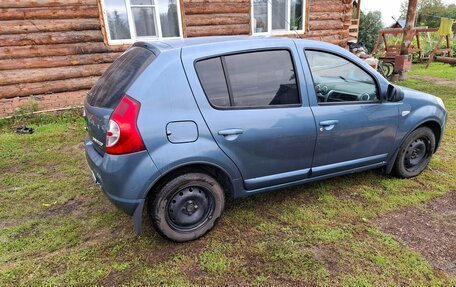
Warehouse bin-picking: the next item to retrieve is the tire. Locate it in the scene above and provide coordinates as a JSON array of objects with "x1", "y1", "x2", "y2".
[
  {"x1": 392, "y1": 127, "x2": 436, "y2": 178},
  {"x1": 150, "y1": 172, "x2": 225, "y2": 242}
]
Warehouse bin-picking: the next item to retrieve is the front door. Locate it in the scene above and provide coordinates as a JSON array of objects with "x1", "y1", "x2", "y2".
[
  {"x1": 183, "y1": 42, "x2": 317, "y2": 190},
  {"x1": 303, "y1": 50, "x2": 400, "y2": 176}
]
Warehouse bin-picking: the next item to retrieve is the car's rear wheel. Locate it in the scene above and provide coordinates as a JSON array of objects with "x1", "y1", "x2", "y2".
[
  {"x1": 392, "y1": 127, "x2": 435, "y2": 178},
  {"x1": 150, "y1": 173, "x2": 225, "y2": 242}
]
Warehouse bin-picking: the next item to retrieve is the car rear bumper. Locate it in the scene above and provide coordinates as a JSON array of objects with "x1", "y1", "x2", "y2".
[{"x1": 84, "y1": 137, "x2": 160, "y2": 215}]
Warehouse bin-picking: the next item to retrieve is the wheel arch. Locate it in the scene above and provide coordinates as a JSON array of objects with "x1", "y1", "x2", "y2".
[
  {"x1": 385, "y1": 119, "x2": 442, "y2": 174},
  {"x1": 417, "y1": 120, "x2": 442, "y2": 152},
  {"x1": 145, "y1": 162, "x2": 235, "y2": 205}
]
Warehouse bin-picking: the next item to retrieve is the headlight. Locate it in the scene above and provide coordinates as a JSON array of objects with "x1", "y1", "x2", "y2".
[{"x1": 435, "y1": 97, "x2": 445, "y2": 109}]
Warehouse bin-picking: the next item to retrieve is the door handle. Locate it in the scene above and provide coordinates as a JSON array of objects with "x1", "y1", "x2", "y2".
[
  {"x1": 218, "y1": 129, "x2": 243, "y2": 141},
  {"x1": 218, "y1": 129, "x2": 244, "y2": 136},
  {"x1": 319, "y1": 120, "x2": 339, "y2": 131}
]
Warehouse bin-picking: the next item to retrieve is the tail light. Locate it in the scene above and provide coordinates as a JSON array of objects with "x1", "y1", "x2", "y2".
[{"x1": 106, "y1": 95, "x2": 146, "y2": 155}]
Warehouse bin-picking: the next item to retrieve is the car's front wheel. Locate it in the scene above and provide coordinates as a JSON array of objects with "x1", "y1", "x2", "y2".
[
  {"x1": 392, "y1": 127, "x2": 436, "y2": 178},
  {"x1": 150, "y1": 172, "x2": 225, "y2": 242}
]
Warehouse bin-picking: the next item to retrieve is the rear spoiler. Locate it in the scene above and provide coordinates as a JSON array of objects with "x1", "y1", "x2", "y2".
[{"x1": 132, "y1": 41, "x2": 164, "y2": 57}]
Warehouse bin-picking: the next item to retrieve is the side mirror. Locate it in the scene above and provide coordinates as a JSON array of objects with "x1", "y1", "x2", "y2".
[{"x1": 386, "y1": 84, "x2": 404, "y2": 102}]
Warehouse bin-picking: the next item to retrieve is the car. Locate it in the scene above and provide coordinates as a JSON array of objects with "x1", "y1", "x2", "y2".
[{"x1": 84, "y1": 36, "x2": 447, "y2": 242}]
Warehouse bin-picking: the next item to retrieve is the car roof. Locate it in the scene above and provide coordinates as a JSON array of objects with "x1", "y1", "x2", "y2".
[{"x1": 134, "y1": 36, "x2": 335, "y2": 54}]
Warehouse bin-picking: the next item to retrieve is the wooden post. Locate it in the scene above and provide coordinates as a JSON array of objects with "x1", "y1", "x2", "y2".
[{"x1": 393, "y1": 0, "x2": 418, "y2": 81}]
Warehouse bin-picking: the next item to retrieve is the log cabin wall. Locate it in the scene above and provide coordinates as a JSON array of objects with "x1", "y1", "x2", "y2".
[
  {"x1": 305, "y1": 0, "x2": 353, "y2": 46},
  {"x1": 182, "y1": 0, "x2": 251, "y2": 37},
  {"x1": 181, "y1": 0, "x2": 353, "y2": 47},
  {"x1": 0, "y1": 0, "x2": 355, "y2": 117},
  {"x1": 0, "y1": 0, "x2": 128, "y2": 117},
  {"x1": 267, "y1": 0, "x2": 353, "y2": 46}
]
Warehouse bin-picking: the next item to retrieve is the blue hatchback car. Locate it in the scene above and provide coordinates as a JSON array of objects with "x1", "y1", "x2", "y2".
[{"x1": 84, "y1": 36, "x2": 447, "y2": 242}]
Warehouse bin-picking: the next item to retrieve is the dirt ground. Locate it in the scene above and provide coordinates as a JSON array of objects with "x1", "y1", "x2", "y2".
[
  {"x1": 410, "y1": 75, "x2": 455, "y2": 87},
  {"x1": 375, "y1": 191, "x2": 456, "y2": 276}
]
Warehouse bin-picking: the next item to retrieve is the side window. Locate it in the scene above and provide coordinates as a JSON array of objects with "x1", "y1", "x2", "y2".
[
  {"x1": 195, "y1": 58, "x2": 231, "y2": 107},
  {"x1": 305, "y1": 50, "x2": 378, "y2": 103},
  {"x1": 195, "y1": 50, "x2": 300, "y2": 108}
]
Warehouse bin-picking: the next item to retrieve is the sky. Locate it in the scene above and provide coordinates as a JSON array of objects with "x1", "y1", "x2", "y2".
[{"x1": 361, "y1": 0, "x2": 456, "y2": 27}]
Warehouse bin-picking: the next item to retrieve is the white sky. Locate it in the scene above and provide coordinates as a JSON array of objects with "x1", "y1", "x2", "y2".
[{"x1": 362, "y1": 0, "x2": 456, "y2": 27}]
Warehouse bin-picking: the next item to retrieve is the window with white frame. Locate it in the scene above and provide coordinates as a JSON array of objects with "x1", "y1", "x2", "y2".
[
  {"x1": 101, "y1": 0, "x2": 182, "y2": 44},
  {"x1": 252, "y1": 0, "x2": 305, "y2": 34}
]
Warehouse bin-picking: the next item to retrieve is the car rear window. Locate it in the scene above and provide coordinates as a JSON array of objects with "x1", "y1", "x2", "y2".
[
  {"x1": 195, "y1": 50, "x2": 300, "y2": 108},
  {"x1": 194, "y1": 57, "x2": 231, "y2": 107},
  {"x1": 87, "y1": 47, "x2": 155, "y2": 108}
]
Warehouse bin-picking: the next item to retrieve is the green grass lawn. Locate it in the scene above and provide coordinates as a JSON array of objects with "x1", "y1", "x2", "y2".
[
  {"x1": 409, "y1": 63, "x2": 456, "y2": 80},
  {"x1": 1, "y1": 64, "x2": 455, "y2": 286}
]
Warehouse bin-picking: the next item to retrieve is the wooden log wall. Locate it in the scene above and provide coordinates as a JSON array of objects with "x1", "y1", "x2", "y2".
[
  {"x1": 282, "y1": 0, "x2": 353, "y2": 46},
  {"x1": 0, "y1": 0, "x2": 128, "y2": 116},
  {"x1": 182, "y1": 0, "x2": 251, "y2": 37},
  {"x1": 0, "y1": 0, "x2": 355, "y2": 116},
  {"x1": 181, "y1": 0, "x2": 354, "y2": 47}
]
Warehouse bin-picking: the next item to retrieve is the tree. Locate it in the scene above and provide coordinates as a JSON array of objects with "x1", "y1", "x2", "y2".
[
  {"x1": 358, "y1": 11, "x2": 384, "y2": 52},
  {"x1": 400, "y1": 0, "x2": 456, "y2": 27}
]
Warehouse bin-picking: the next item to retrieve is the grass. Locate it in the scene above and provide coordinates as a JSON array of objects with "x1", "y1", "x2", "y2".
[
  {"x1": 409, "y1": 62, "x2": 456, "y2": 80},
  {"x1": 1, "y1": 64, "x2": 455, "y2": 286}
]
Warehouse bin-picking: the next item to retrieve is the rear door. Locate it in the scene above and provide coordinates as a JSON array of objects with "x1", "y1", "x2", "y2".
[
  {"x1": 182, "y1": 40, "x2": 317, "y2": 190},
  {"x1": 84, "y1": 47, "x2": 155, "y2": 155}
]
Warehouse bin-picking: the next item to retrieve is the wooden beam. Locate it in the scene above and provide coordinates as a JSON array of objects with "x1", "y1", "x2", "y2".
[
  {"x1": 371, "y1": 33, "x2": 384, "y2": 54},
  {"x1": 0, "y1": 30, "x2": 103, "y2": 47},
  {"x1": 0, "y1": 0, "x2": 97, "y2": 8},
  {"x1": 310, "y1": 4, "x2": 351, "y2": 13},
  {"x1": 0, "y1": 42, "x2": 127, "y2": 60},
  {"x1": 0, "y1": 19, "x2": 100, "y2": 35},
  {"x1": 1, "y1": 76, "x2": 99, "y2": 99},
  {"x1": 309, "y1": 20, "x2": 344, "y2": 31},
  {"x1": 183, "y1": 3, "x2": 249, "y2": 15},
  {"x1": 309, "y1": 12, "x2": 346, "y2": 21},
  {"x1": 185, "y1": 13, "x2": 250, "y2": 26},
  {"x1": 435, "y1": 56, "x2": 456, "y2": 64},
  {"x1": 0, "y1": 6, "x2": 99, "y2": 20},
  {"x1": 376, "y1": 27, "x2": 438, "y2": 35},
  {"x1": 0, "y1": 52, "x2": 121, "y2": 70},
  {"x1": 186, "y1": 24, "x2": 250, "y2": 37},
  {"x1": 0, "y1": 63, "x2": 109, "y2": 86},
  {"x1": 400, "y1": 0, "x2": 418, "y2": 55}
]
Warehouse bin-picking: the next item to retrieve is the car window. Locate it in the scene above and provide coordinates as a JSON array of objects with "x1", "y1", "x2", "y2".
[
  {"x1": 195, "y1": 57, "x2": 231, "y2": 107},
  {"x1": 195, "y1": 50, "x2": 300, "y2": 108},
  {"x1": 87, "y1": 47, "x2": 155, "y2": 108},
  {"x1": 305, "y1": 50, "x2": 378, "y2": 104}
]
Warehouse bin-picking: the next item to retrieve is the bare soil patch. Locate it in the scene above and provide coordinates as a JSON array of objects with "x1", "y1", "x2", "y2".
[
  {"x1": 410, "y1": 75, "x2": 455, "y2": 87},
  {"x1": 39, "y1": 199, "x2": 86, "y2": 218},
  {"x1": 375, "y1": 191, "x2": 456, "y2": 276}
]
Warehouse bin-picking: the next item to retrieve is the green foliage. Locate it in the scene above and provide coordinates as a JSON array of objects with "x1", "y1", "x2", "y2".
[
  {"x1": 409, "y1": 62, "x2": 456, "y2": 79},
  {"x1": 400, "y1": 0, "x2": 456, "y2": 28},
  {"x1": 359, "y1": 11, "x2": 384, "y2": 52}
]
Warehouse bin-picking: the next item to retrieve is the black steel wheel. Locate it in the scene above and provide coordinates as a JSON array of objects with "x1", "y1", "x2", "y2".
[
  {"x1": 392, "y1": 127, "x2": 436, "y2": 178},
  {"x1": 166, "y1": 186, "x2": 214, "y2": 232},
  {"x1": 150, "y1": 173, "x2": 225, "y2": 242}
]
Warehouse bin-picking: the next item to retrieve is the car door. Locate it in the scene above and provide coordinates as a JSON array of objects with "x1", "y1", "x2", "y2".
[
  {"x1": 301, "y1": 49, "x2": 400, "y2": 176},
  {"x1": 182, "y1": 40, "x2": 317, "y2": 190}
]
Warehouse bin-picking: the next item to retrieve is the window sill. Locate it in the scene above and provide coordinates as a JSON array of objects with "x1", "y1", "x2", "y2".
[
  {"x1": 106, "y1": 36, "x2": 183, "y2": 46},
  {"x1": 252, "y1": 31, "x2": 306, "y2": 37}
]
